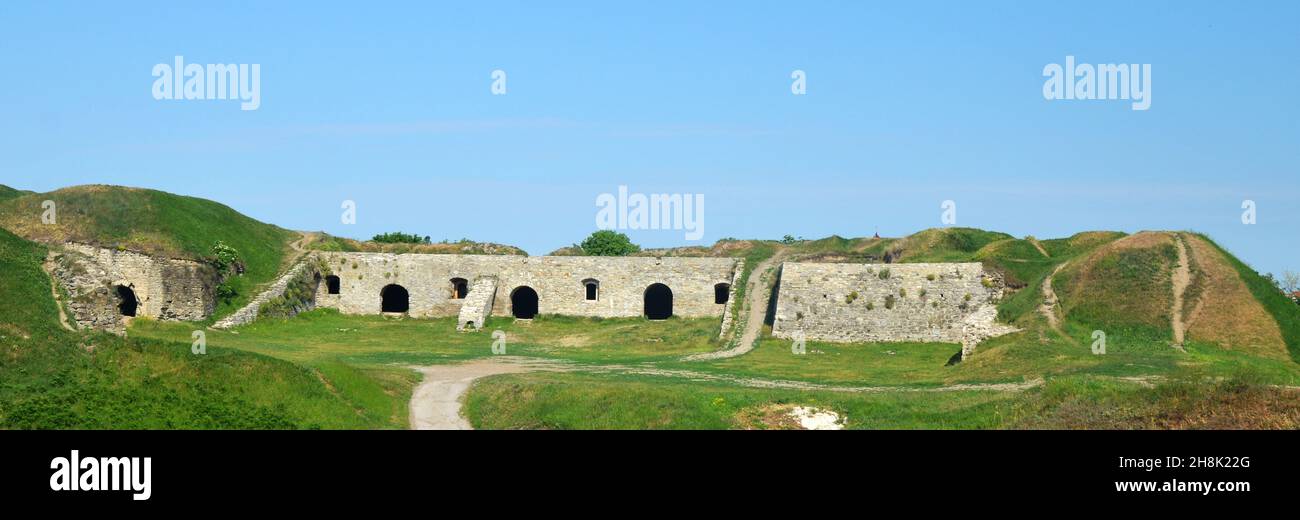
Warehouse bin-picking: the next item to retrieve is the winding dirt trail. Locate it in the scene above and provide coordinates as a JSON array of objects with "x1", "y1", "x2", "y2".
[
  {"x1": 43, "y1": 254, "x2": 76, "y2": 332},
  {"x1": 681, "y1": 251, "x2": 786, "y2": 361},
  {"x1": 1170, "y1": 234, "x2": 1192, "y2": 348},
  {"x1": 1029, "y1": 238, "x2": 1050, "y2": 258},
  {"x1": 1039, "y1": 261, "x2": 1071, "y2": 343},
  {"x1": 408, "y1": 358, "x2": 557, "y2": 430}
]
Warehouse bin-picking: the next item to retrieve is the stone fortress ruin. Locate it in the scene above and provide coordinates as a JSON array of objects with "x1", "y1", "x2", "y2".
[{"x1": 46, "y1": 242, "x2": 1014, "y2": 357}]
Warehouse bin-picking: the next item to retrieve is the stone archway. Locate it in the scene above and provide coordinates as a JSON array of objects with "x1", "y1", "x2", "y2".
[
  {"x1": 381, "y1": 284, "x2": 410, "y2": 313},
  {"x1": 644, "y1": 283, "x2": 673, "y2": 320},
  {"x1": 511, "y1": 286, "x2": 538, "y2": 319},
  {"x1": 325, "y1": 275, "x2": 341, "y2": 295},
  {"x1": 714, "y1": 283, "x2": 731, "y2": 304},
  {"x1": 115, "y1": 285, "x2": 138, "y2": 317}
]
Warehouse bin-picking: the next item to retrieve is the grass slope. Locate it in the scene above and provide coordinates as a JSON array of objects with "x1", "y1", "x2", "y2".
[
  {"x1": 0, "y1": 185, "x2": 297, "y2": 319},
  {"x1": 0, "y1": 228, "x2": 402, "y2": 429},
  {"x1": 1198, "y1": 234, "x2": 1300, "y2": 363},
  {"x1": 0, "y1": 184, "x2": 32, "y2": 202}
]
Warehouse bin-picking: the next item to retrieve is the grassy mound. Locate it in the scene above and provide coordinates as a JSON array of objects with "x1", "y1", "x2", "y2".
[
  {"x1": 891, "y1": 227, "x2": 1014, "y2": 262},
  {"x1": 1197, "y1": 234, "x2": 1300, "y2": 363},
  {"x1": 0, "y1": 228, "x2": 399, "y2": 429},
  {"x1": 1054, "y1": 232, "x2": 1178, "y2": 340},
  {"x1": 0, "y1": 185, "x2": 297, "y2": 318},
  {"x1": 0, "y1": 184, "x2": 31, "y2": 202}
]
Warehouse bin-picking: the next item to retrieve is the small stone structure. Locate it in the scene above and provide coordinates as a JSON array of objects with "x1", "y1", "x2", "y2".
[
  {"x1": 46, "y1": 243, "x2": 216, "y2": 334},
  {"x1": 456, "y1": 277, "x2": 497, "y2": 331},
  {"x1": 771, "y1": 262, "x2": 1016, "y2": 357},
  {"x1": 213, "y1": 259, "x2": 324, "y2": 329},
  {"x1": 317, "y1": 252, "x2": 740, "y2": 320}
]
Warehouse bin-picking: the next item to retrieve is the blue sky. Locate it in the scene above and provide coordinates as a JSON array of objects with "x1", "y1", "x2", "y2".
[{"x1": 1, "y1": 1, "x2": 1296, "y2": 275}]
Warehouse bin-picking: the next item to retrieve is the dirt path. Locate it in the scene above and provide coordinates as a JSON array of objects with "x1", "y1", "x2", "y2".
[
  {"x1": 408, "y1": 358, "x2": 556, "y2": 430},
  {"x1": 1028, "y1": 238, "x2": 1050, "y2": 258},
  {"x1": 43, "y1": 255, "x2": 76, "y2": 332},
  {"x1": 681, "y1": 250, "x2": 786, "y2": 361},
  {"x1": 408, "y1": 356, "x2": 1044, "y2": 429},
  {"x1": 1039, "y1": 261, "x2": 1071, "y2": 343},
  {"x1": 1170, "y1": 234, "x2": 1191, "y2": 348}
]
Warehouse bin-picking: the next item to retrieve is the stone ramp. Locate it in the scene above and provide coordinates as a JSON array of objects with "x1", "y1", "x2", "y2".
[
  {"x1": 212, "y1": 260, "x2": 309, "y2": 329},
  {"x1": 456, "y1": 276, "x2": 497, "y2": 331}
]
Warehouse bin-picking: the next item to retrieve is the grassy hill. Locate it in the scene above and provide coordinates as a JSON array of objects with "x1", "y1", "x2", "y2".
[
  {"x1": 0, "y1": 184, "x2": 32, "y2": 202},
  {"x1": 0, "y1": 185, "x2": 297, "y2": 318},
  {"x1": 0, "y1": 227, "x2": 406, "y2": 429}
]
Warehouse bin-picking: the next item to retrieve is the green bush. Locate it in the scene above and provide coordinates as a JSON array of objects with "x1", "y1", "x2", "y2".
[
  {"x1": 579, "y1": 230, "x2": 641, "y2": 256},
  {"x1": 371, "y1": 232, "x2": 430, "y2": 244}
]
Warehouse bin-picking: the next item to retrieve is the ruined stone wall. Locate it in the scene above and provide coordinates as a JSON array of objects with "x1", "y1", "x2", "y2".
[
  {"x1": 771, "y1": 262, "x2": 1010, "y2": 346},
  {"x1": 316, "y1": 253, "x2": 739, "y2": 319},
  {"x1": 48, "y1": 243, "x2": 217, "y2": 332}
]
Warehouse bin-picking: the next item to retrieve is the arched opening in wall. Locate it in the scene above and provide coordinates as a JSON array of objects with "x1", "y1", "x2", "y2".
[
  {"x1": 582, "y1": 278, "x2": 599, "y2": 301},
  {"x1": 714, "y1": 283, "x2": 731, "y2": 304},
  {"x1": 644, "y1": 283, "x2": 673, "y2": 320},
  {"x1": 380, "y1": 284, "x2": 410, "y2": 313},
  {"x1": 325, "y1": 275, "x2": 340, "y2": 295},
  {"x1": 511, "y1": 286, "x2": 538, "y2": 319},
  {"x1": 115, "y1": 285, "x2": 138, "y2": 317},
  {"x1": 450, "y1": 278, "x2": 469, "y2": 299}
]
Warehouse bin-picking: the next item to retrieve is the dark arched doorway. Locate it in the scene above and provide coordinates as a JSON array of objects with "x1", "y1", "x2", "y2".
[
  {"x1": 644, "y1": 283, "x2": 673, "y2": 320},
  {"x1": 511, "y1": 286, "x2": 538, "y2": 319},
  {"x1": 714, "y1": 283, "x2": 731, "y2": 304},
  {"x1": 115, "y1": 285, "x2": 138, "y2": 317},
  {"x1": 325, "y1": 275, "x2": 340, "y2": 294},
  {"x1": 380, "y1": 284, "x2": 409, "y2": 313},
  {"x1": 450, "y1": 278, "x2": 469, "y2": 299}
]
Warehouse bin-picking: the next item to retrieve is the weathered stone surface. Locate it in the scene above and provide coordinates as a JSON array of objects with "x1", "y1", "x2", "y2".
[
  {"x1": 48, "y1": 243, "x2": 216, "y2": 333},
  {"x1": 213, "y1": 259, "x2": 322, "y2": 329},
  {"x1": 771, "y1": 262, "x2": 1015, "y2": 354},
  {"x1": 716, "y1": 259, "x2": 744, "y2": 338},
  {"x1": 456, "y1": 276, "x2": 497, "y2": 331},
  {"x1": 316, "y1": 253, "x2": 740, "y2": 319}
]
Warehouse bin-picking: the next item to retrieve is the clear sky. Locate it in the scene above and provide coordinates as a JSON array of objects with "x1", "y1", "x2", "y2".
[{"x1": 1, "y1": 1, "x2": 1296, "y2": 276}]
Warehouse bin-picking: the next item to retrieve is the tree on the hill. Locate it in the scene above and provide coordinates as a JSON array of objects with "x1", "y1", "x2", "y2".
[
  {"x1": 579, "y1": 230, "x2": 640, "y2": 256},
  {"x1": 372, "y1": 232, "x2": 431, "y2": 244},
  {"x1": 1281, "y1": 270, "x2": 1299, "y2": 294}
]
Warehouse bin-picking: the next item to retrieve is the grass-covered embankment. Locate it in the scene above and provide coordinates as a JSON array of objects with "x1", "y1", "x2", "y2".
[{"x1": 0, "y1": 227, "x2": 404, "y2": 429}]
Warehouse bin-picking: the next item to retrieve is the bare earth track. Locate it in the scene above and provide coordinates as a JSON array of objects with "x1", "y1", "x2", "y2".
[
  {"x1": 682, "y1": 250, "x2": 786, "y2": 361},
  {"x1": 1170, "y1": 234, "x2": 1191, "y2": 349}
]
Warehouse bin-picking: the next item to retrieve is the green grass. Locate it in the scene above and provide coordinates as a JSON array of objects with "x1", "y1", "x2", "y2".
[
  {"x1": 679, "y1": 336, "x2": 967, "y2": 387},
  {"x1": 130, "y1": 310, "x2": 726, "y2": 367},
  {"x1": 1056, "y1": 241, "x2": 1177, "y2": 335},
  {"x1": 465, "y1": 371, "x2": 1017, "y2": 429},
  {"x1": 0, "y1": 184, "x2": 31, "y2": 202},
  {"x1": 0, "y1": 228, "x2": 403, "y2": 429},
  {"x1": 464, "y1": 366, "x2": 1300, "y2": 430},
  {"x1": 0, "y1": 185, "x2": 297, "y2": 320}
]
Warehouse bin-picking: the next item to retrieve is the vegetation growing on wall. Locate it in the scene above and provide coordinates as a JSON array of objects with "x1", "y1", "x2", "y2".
[{"x1": 259, "y1": 258, "x2": 333, "y2": 319}]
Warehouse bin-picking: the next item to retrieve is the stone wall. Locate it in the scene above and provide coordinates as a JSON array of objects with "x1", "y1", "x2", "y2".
[
  {"x1": 213, "y1": 258, "x2": 324, "y2": 329},
  {"x1": 771, "y1": 262, "x2": 1014, "y2": 351},
  {"x1": 316, "y1": 252, "x2": 739, "y2": 320},
  {"x1": 48, "y1": 243, "x2": 217, "y2": 333}
]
